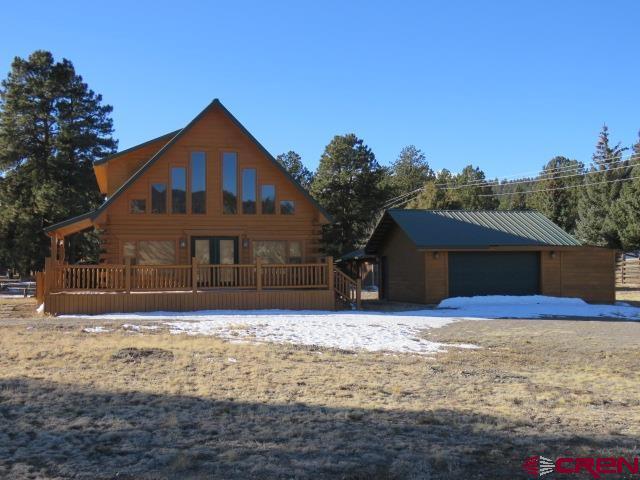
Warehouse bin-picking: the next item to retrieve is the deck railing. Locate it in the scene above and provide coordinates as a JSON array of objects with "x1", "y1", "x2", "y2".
[{"x1": 41, "y1": 256, "x2": 362, "y2": 309}]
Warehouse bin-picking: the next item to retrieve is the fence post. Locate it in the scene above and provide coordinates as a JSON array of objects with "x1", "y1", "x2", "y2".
[
  {"x1": 125, "y1": 257, "x2": 131, "y2": 293},
  {"x1": 192, "y1": 257, "x2": 198, "y2": 294},
  {"x1": 256, "y1": 257, "x2": 262, "y2": 291},
  {"x1": 327, "y1": 257, "x2": 334, "y2": 292},
  {"x1": 44, "y1": 256, "x2": 53, "y2": 296},
  {"x1": 356, "y1": 277, "x2": 362, "y2": 310}
]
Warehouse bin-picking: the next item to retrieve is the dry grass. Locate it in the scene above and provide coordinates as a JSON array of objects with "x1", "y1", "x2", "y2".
[{"x1": 0, "y1": 297, "x2": 639, "y2": 478}]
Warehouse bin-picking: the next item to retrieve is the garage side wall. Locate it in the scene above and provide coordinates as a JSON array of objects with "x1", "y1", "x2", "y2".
[
  {"x1": 558, "y1": 248, "x2": 616, "y2": 303},
  {"x1": 379, "y1": 225, "x2": 425, "y2": 303},
  {"x1": 424, "y1": 251, "x2": 448, "y2": 304}
]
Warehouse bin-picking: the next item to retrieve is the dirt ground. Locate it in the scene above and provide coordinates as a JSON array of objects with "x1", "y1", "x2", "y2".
[{"x1": 0, "y1": 294, "x2": 639, "y2": 479}]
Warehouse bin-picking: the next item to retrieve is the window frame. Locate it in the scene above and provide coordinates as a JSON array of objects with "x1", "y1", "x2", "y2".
[
  {"x1": 251, "y1": 239, "x2": 305, "y2": 264},
  {"x1": 260, "y1": 184, "x2": 276, "y2": 214},
  {"x1": 129, "y1": 198, "x2": 147, "y2": 214},
  {"x1": 170, "y1": 165, "x2": 187, "y2": 214},
  {"x1": 190, "y1": 151, "x2": 207, "y2": 214},
  {"x1": 221, "y1": 151, "x2": 238, "y2": 214},
  {"x1": 241, "y1": 167, "x2": 257, "y2": 214},
  {"x1": 280, "y1": 199, "x2": 295, "y2": 215},
  {"x1": 150, "y1": 182, "x2": 168, "y2": 214}
]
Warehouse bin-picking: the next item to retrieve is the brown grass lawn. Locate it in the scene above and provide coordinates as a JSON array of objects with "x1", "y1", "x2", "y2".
[{"x1": 0, "y1": 296, "x2": 639, "y2": 479}]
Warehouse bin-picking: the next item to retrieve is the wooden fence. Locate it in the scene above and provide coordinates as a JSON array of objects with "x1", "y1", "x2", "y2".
[
  {"x1": 616, "y1": 256, "x2": 640, "y2": 286},
  {"x1": 39, "y1": 256, "x2": 361, "y2": 313}
]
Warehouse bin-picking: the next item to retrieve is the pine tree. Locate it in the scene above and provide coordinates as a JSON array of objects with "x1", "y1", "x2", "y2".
[
  {"x1": 449, "y1": 165, "x2": 499, "y2": 210},
  {"x1": 497, "y1": 181, "x2": 531, "y2": 210},
  {"x1": 0, "y1": 51, "x2": 116, "y2": 275},
  {"x1": 388, "y1": 145, "x2": 434, "y2": 197},
  {"x1": 528, "y1": 156, "x2": 583, "y2": 233},
  {"x1": 311, "y1": 134, "x2": 389, "y2": 257},
  {"x1": 276, "y1": 151, "x2": 314, "y2": 190},
  {"x1": 612, "y1": 133, "x2": 640, "y2": 251},
  {"x1": 575, "y1": 125, "x2": 629, "y2": 247},
  {"x1": 408, "y1": 169, "x2": 456, "y2": 209}
]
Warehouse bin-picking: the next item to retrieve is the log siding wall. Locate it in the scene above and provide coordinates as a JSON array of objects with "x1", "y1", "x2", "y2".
[{"x1": 96, "y1": 107, "x2": 326, "y2": 265}]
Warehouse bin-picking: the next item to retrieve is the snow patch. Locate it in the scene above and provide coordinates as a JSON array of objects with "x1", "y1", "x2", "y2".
[
  {"x1": 82, "y1": 326, "x2": 111, "y2": 333},
  {"x1": 36, "y1": 303, "x2": 44, "y2": 314},
  {"x1": 62, "y1": 296, "x2": 640, "y2": 354}
]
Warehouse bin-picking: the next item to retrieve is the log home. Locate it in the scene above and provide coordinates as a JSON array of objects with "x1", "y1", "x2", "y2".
[{"x1": 42, "y1": 99, "x2": 360, "y2": 314}]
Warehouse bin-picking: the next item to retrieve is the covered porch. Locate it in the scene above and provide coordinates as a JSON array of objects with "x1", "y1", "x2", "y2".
[{"x1": 42, "y1": 217, "x2": 360, "y2": 315}]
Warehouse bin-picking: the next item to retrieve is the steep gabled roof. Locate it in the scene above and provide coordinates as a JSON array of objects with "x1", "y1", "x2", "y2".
[
  {"x1": 365, "y1": 209, "x2": 582, "y2": 253},
  {"x1": 93, "y1": 129, "x2": 181, "y2": 166},
  {"x1": 46, "y1": 99, "x2": 331, "y2": 234}
]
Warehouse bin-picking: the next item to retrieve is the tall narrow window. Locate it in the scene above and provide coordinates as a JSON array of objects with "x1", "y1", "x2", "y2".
[
  {"x1": 222, "y1": 152, "x2": 237, "y2": 214},
  {"x1": 280, "y1": 200, "x2": 295, "y2": 215},
  {"x1": 191, "y1": 152, "x2": 206, "y2": 214},
  {"x1": 242, "y1": 168, "x2": 256, "y2": 214},
  {"x1": 171, "y1": 167, "x2": 186, "y2": 214},
  {"x1": 151, "y1": 183, "x2": 167, "y2": 214},
  {"x1": 261, "y1": 185, "x2": 275, "y2": 214}
]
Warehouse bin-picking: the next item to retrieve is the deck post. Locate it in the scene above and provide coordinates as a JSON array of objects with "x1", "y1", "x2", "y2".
[
  {"x1": 356, "y1": 277, "x2": 362, "y2": 310},
  {"x1": 256, "y1": 258, "x2": 262, "y2": 291},
  {"x1": 44, "y1": 257, "x2": 53, "y2": 297},
  {"x1": 125, "y1": 257, "x2": 131, "y2": 293},
  {"x1": 327, "y1": 256, "x2": 334, "y2": 292},
  {"x1": 192, "y1": 257, "x2": 198, "y2": 294}
]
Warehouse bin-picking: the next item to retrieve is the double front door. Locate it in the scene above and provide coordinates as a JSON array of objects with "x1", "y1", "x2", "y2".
[{"x1": 191, "y1": 237, "x2": 238, "y2": 287}]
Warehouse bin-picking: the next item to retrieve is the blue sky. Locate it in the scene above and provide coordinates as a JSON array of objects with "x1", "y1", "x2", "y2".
[{"x1": 2, "y1": 1, "x2": 638, "y2": 177}]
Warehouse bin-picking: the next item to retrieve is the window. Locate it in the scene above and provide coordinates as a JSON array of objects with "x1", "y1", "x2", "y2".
[
  {"x1": 151, "y1": 183, "x2": 167, "y2": 214},
  {"x1": 261, "y1": 185, "x2": 275, "y2": 214},
  {"x1": 280, "y1": 200, "x2": 295, "y2": 215},
  {"x1": 191, "y1": 152, "x2": 206, "y2": 214},
  {"x1": 222, "y1": 152, "x2": 237, "y2": 214},
  {"x1": 171, "y1": 167, "x2": 186, "y2": 214},
  {"x1": 123, "y1": 242, "x2": 136, "y2": 263},
  {"x1": 242, "y1": 169, "x2": 257, "y2": 214},
  {"x1": 137, "y1": 240, "x2": 175, "y2": 265},
  {"x1": 129, "y1": 199, "x2": 146, "y2": 214},
  {"x1": 289, "y1": 241, "x2": 302, "y2": 263},
  {"x1": 253, "y1": 241, "x2": 287, "y2": 264}
]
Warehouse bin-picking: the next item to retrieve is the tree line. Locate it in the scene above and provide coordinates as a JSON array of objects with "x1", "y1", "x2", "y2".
[{"x1": 1, "y1": 51, "x2": 638, "y2": 275}]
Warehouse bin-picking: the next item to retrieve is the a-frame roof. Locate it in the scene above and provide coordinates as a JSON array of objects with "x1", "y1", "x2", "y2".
[{"x1": 45, "y1": 99, "x2": 331, "y2": 234}]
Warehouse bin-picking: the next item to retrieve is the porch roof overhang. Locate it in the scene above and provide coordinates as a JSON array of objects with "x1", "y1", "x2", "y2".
[{"x1": 44, "y1": 211, "x2": 97, "y2": 238}]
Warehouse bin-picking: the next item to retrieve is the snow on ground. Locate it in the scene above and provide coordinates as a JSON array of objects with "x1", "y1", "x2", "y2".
[{"x1": 63, "y1": 296, "x2": 640, "y2": 355}]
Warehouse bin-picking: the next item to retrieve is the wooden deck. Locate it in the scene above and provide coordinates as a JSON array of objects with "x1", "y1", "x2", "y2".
[{"x1": 40, "y1": 257, "x2": 360, "y2": 315}]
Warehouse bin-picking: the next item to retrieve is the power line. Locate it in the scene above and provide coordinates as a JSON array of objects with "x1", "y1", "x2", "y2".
[
  {"x1": 383, "y1": 167, "x2": 640, "y2": 210},
  {"x1": 380, "y1": 151, "x2": 640, "y2": 210},
  {"x1": 479, "y1": 174, "x2": 640, "y2": 197},
  {"x1": 440, "y1": 151, "x2": 639, "y2": 189}
]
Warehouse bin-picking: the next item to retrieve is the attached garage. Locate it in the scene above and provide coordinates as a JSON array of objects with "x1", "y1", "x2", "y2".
[
  {"x1": 365, "y1": 209, "x2": 616, "y2": 304},
  {"x1": 448, "y1": 252, "x2": 540, "y2": 297}
]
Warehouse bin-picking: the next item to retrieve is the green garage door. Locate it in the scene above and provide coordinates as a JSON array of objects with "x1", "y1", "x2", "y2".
[{"x1": 448, "y1": 252, "x2": 540, "y2": 297}]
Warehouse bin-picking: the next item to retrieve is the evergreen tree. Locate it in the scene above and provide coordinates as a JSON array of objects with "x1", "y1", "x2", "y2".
[
  {"x1": 612, "y1": 133, "x2": 640, "y2": 251},
  {"x1": 449, "y1": 165, "x2": 499, "y2": 210},
  {"x1": 388, "y1": 145, "x2": 434, "y2": 197},
  {"x1": 528, "y1": 156, "x2": 583, "y2": 232},
  {"x1": 408, "y1": 169, "x2": 455, "y2": 209},
  {"x1": 0, "y1": 51, "x2": 116, "y2": 275},
  {"x1": 276, "y1": 150, "x2": 314, "y2": 190},
  {"x1": 575, "y1": 125, "x2": 629, "y2": 248},
  {"x1": 311, "y1": 134, "x2": 389, "y2": 257},
  {"x1": 497, "y1": 181, "x2": 531, "y2": 210}
]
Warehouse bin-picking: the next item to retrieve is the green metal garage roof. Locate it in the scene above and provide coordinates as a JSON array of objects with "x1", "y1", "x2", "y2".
[{"x1": 365, "y1": 209, "x2": 582, "y2": 253}]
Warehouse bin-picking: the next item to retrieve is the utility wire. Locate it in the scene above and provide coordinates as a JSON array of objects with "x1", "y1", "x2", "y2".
[
  {"x1": 380, "y1": 151, "x2": 640, "y2": 210},
  {"x1": 479, "y1": 174, "x2": 640, "y2": 197}
]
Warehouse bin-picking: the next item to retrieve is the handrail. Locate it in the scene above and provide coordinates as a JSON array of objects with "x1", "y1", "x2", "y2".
[{"x1": 334, "y1": 268, "x2": 361, "y2": 309}]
